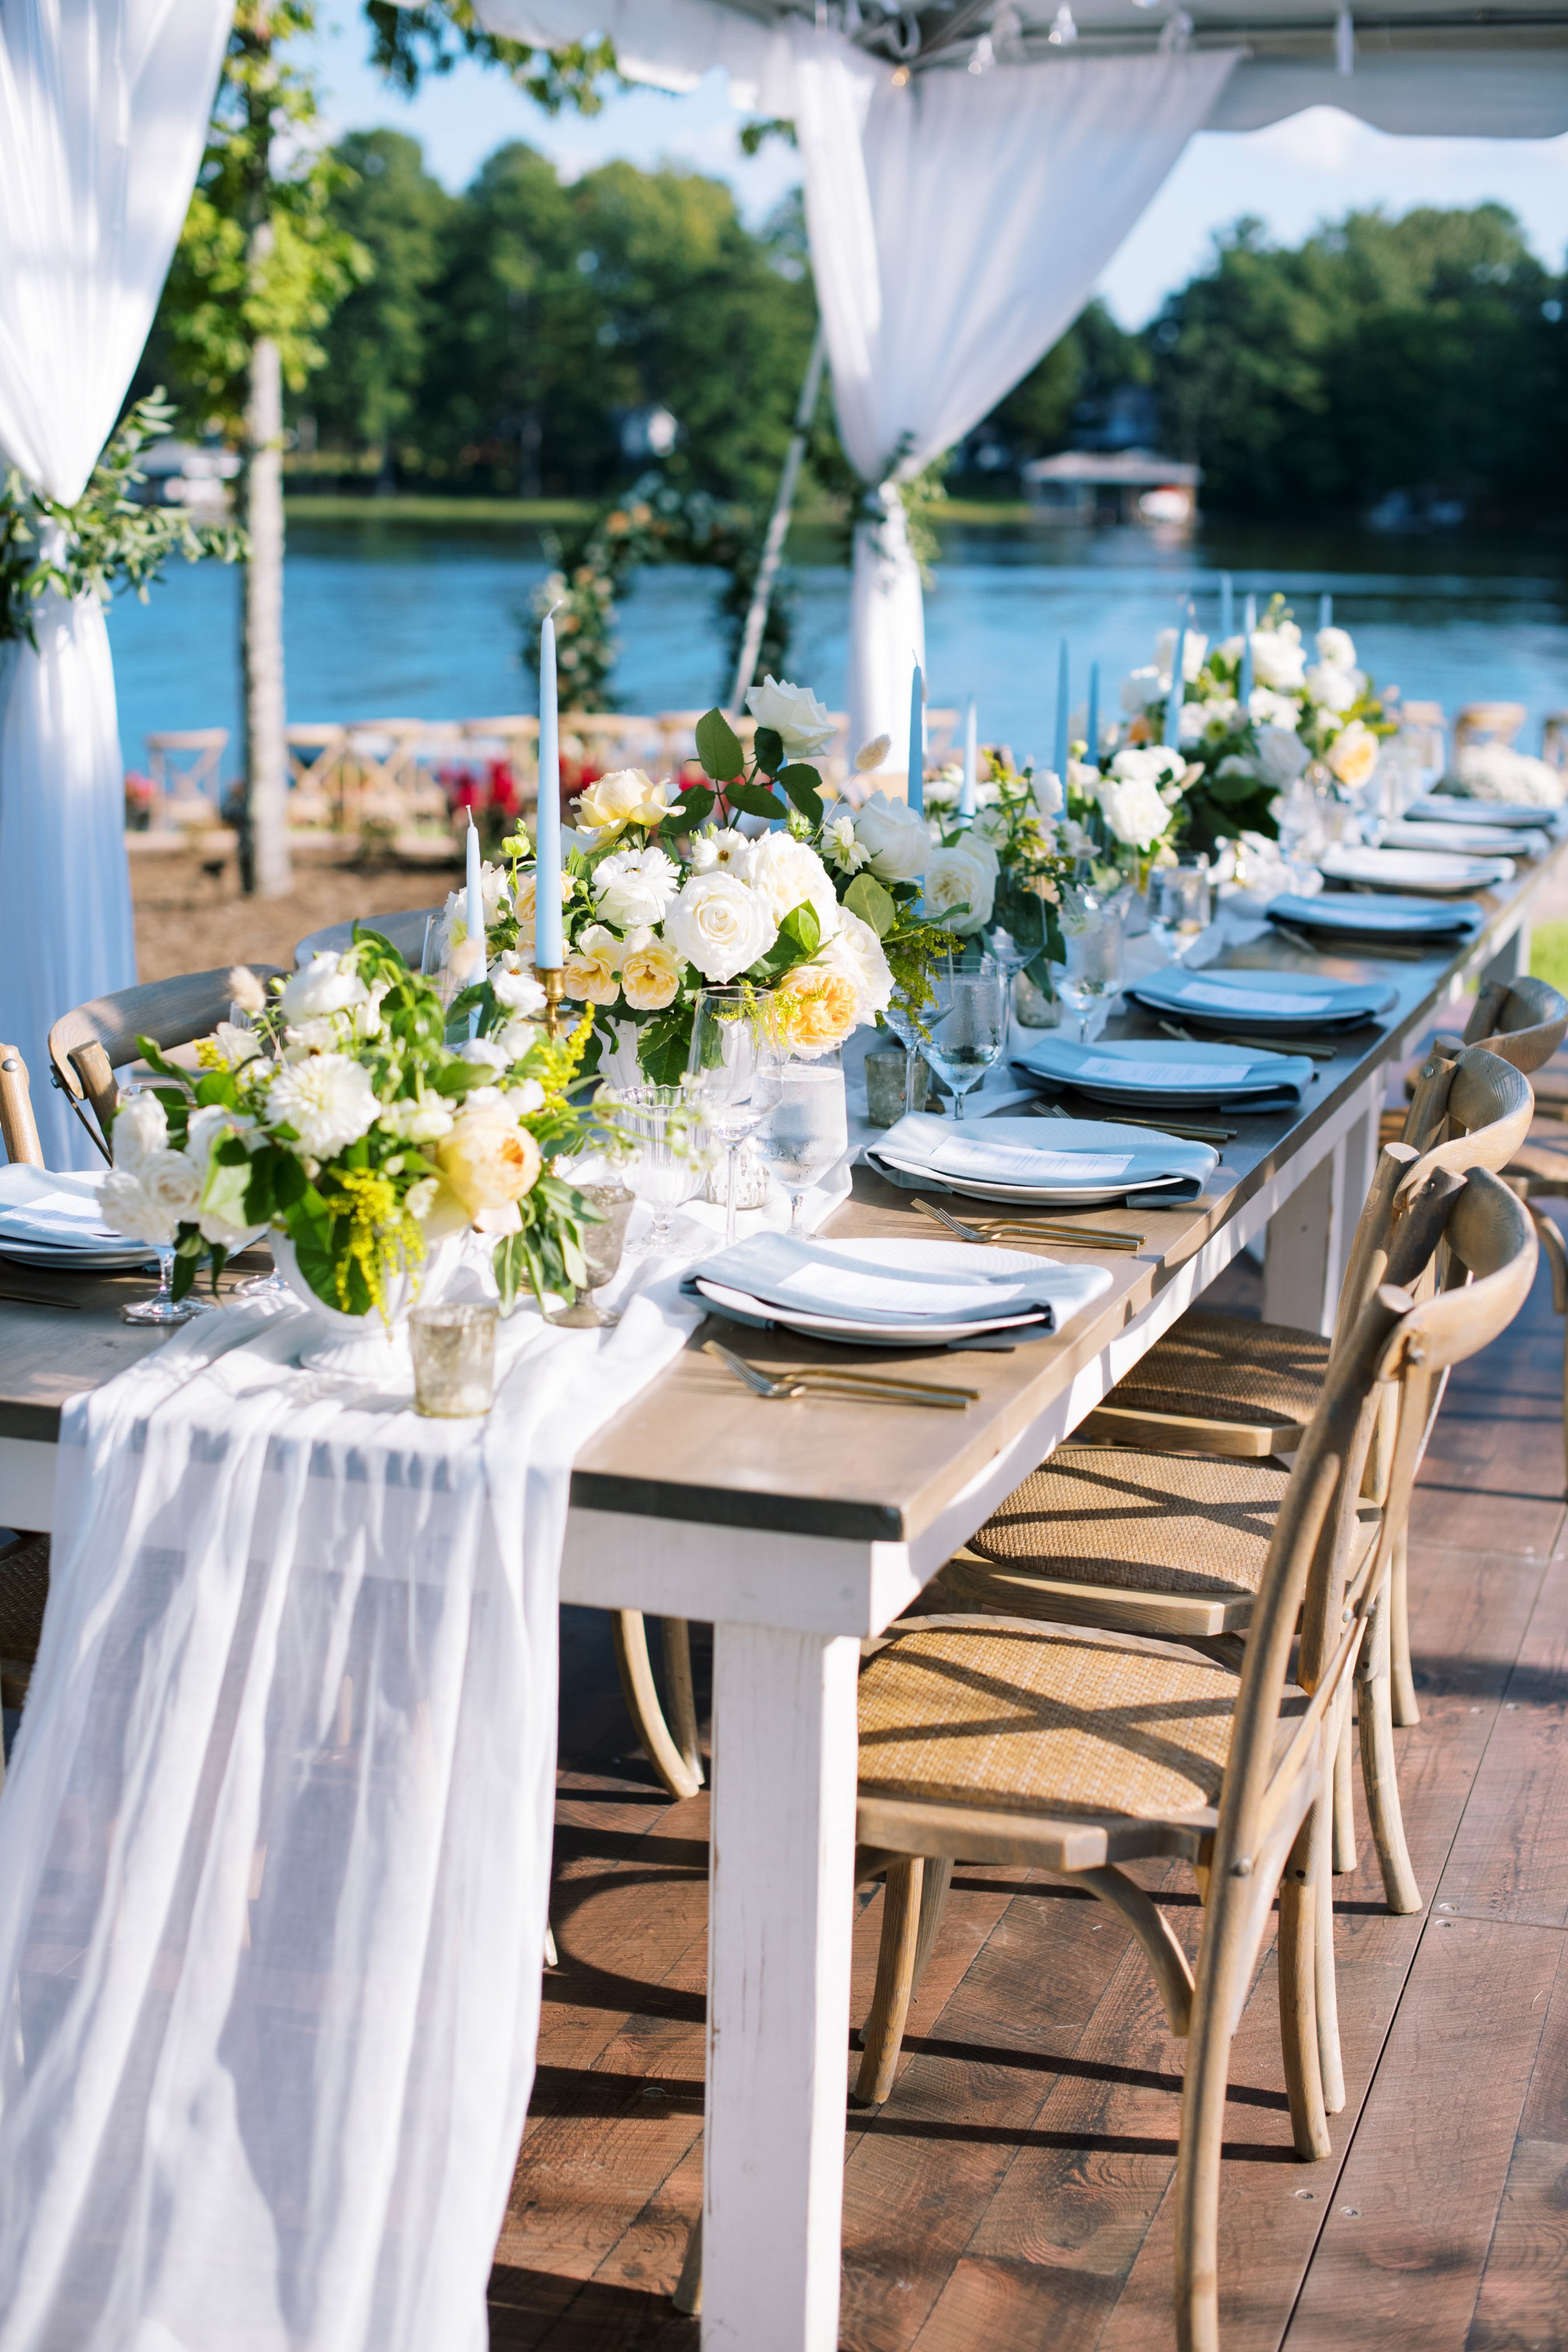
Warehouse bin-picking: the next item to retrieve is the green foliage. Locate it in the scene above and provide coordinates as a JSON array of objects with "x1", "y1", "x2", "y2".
[
  {"x1": 147, "y1": 2, "x2": 370, "y2": 433},
  {"x1": 307, "y1": 130, "x2": 456, "y2": 465},
  {"x1": 363, "y1": 0, "x2": 617, "y2": 115},
  {"x1": 1150, "y1": 204, "x2": 1566, "y2": 518},
  {"x1": 980, "y1": 299, "x2": 1150, "y2": 458},
  {"x1": 0, "y1": 393, "x2": 243, "y2": 646}
]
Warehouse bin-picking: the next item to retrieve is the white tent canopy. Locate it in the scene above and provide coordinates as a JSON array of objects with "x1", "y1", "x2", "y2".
[{"x1": 480, "y1": 0, "x2": 1568, "y2": 757}]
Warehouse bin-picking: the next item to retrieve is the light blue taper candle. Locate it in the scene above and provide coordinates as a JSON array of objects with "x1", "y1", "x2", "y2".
[
  {"x1": 1319, "y1": 591, "x2": 1333, "y2": 631},
  {"x1": 1219, "y1": 573, "x2": 1234, "y2": 638},
  {"x1": 1240, "y1": 592, "x2": 1256, "y2": 708},
  {"x1": 1086, "y1": 661, "x2": 1100, "y2": 768},
  {"x1": 534, "y1": 609, "x2": 564, "y2": 968},
  {"x1": 907, "y1": 659, "x2": 924, "y2": 816},
  {"x1": 465, "y1": 813, "x2": 483, "y2": 1037},
  {"x1": 1164, "y1": 627, "x2": 1186, "y2": 751},
  {"x1": 960, "y1": 696, "x2": 977, "y2": 818},
  {"x1": 1053, "y1": 637, "x2": 1069, "y2": 779}
]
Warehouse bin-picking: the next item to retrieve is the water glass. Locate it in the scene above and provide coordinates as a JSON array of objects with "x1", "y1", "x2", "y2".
[
  {"x1": 922, "y1": 963, "x2": 1007, "y2": 1120},
  {"x1": 115, "y1": 1079, "x2": 201, "y2": 1327},
  {"x1": 684, "y1": 988, "x2": 783, "y2": 1244},
  {"x1": 548, "y1": 1179, "x2": 635, "y2": 1327},
  {"x1": 755, "y1": 1052, "x2": 849, "y2": 1230},
  {"x1": 409, "y1": 1300, "x2": 498, "y2": 1417},
  {"x1": 1147, "y1": 859, "x2": 1212, "y2": 964},
  {"x1": 877, "y1": 985, "x2": 929, "y2": 1121},
  {"x1": 1057, "y1": 880, "x2": 1124, "y2": 1044},
  {"x1": 619, "y1": 1084, "x2": 711, "y2": 1252}
]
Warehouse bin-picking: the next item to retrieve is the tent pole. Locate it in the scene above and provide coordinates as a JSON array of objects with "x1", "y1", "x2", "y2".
[{"x1": 728, "y1": 323, "x2": 826, "y2": 714}]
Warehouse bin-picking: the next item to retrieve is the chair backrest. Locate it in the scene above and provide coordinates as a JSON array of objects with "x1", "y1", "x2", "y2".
[
  {"x1": 293, "y1": 909, "x2": 438, "y2": 969},
  {"x1": 1217, "y1": 1167, "x2": 1535, "y2": 1887},
  {"x1": 0, "y1": 1044, "x2": 43, "y2": 1167},
  {"x1": 1462, "y1": 975, "x2": 1568, "y2": 1074},
  {"x1": 1401, "y1": 1041, "x2": 1534, "y2": 1167},
  {"x1": 47, "y1": 967, "x2": 287, "y2": 1158}
]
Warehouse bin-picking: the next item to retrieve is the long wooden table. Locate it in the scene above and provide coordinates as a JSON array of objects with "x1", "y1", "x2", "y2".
[{"x1": 0, "y1": 847, "x2": 1559, "y2": 2351}]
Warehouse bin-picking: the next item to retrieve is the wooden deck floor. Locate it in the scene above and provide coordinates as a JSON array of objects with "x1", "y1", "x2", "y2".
[{"x1": 492, "y1": 1231, "x2": 1568, "y2": 2352}]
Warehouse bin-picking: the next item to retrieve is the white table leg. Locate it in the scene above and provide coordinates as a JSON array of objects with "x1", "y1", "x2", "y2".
[
  {"x1": 1263, "y1": 1077, "x2": 1381, "y2": 1337},
  {"x1": 704, "y1": 1622, "x2": 861, "y2": 2352}
]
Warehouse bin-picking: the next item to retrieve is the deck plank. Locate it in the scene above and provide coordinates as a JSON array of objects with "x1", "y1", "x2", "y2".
[{"x1": 1436, "y1": 1560, "x2": 1568, "y2": 1929}]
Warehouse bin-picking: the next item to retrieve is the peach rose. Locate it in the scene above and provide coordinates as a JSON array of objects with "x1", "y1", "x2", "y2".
[
  {"x1": 563, "y1": 923, "x2": 622, "y2": 1005},
  {"x1": 434, "y1": 1104, "x2": 541, "y2": 1223},
  {"x1": 773, "y1": 964, "x2": 859, "y2": 1060},
  {"x1": 620, "y1": 936, "x2": 682, "y2": 1011}
]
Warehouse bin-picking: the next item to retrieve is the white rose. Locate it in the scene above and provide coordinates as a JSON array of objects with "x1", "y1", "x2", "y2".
[
  {"x1": 744, "y1": 834, "x2": 841, "y2": 943},
  {"x1": 99, "y1": 1169, "x2": 170, "y2": 1248},
  {"x1": 687, "y1": 826, "x2": 754, "y2": 877},
  {"x1": 1098, "y1": 773, "x2": 1173, "y2": 851},
  {"x1": 1109, "y1": 744, "x2": 1184, "y2": 793},
  {"x1": 1156, "y1": 627, "x2": 1207, "y2": 682},
  {"x1": 575, "y1": 768, "x2": 678, "y2": 835},
  {"x1": 1033, "y1": 769, "x2": 1066, "y2": 818},
  {"x1": 139, "y1": 1149, "x2": 203, "y2": 1234},
  {"x1": 822, "y1": 906, "x2": 893, "y2": 1019},
  {"x1": 492, "y1": 1016, "x2": 543, "y2": 1061},
  {"x1": 667, "y1": 871, "x2": 778, "y2": 982},
  {"x1": 490, "y1": 953, "x2": 547, "y2": 1017},
  {"x1": 185, "y1": 1102, "x2": 252, "y2": 1174},
  {"x1": 280, "y1": 953, "x2": 368, "y2": 1025},
  {"x1": 111, "y1": 1089, "x2": 167, "y2": 1171},
  {"x1": 593, "y1": 843, "x2": 681, "y2": 930},
  {"x1": 1177, "y1": 701, "x2": 1208, "y2": 746},
  {"x1": 745, "y1": 675, "x2": 836, "y2": 758},
  {"x1": 459, "y1": 1037, "x2": 510, "y2": 1071},
  {"x1": 1316, "y1": 626, "x2": 1357, "y2": 670},
  {"x1": 503, "y1": 1077, "x2": 546, "y2": 1114},
  {"x1": 384, "y1": 1096, "x2": 455, "y2": 1144},
  {"x1": 211, "y1": 1021, "x2": 262, "y2": 1068},
  {"x1": 267, "y1": 1053, "x2": 381, "y2": 1158},
  {"x1": 850, "y1": 790, "x2": 928, "y2": 883},
  {"x1": 1249, "y1": 686, "x2": 1303, "y2": 730},
  {"x1": 923, "y1": 845, "x2": 996, "y2": 935},
  {"x1": 1121, "y1": 664, "x2": 1166, "y2": 716},
  {"x1": 1251, "y1": 629, "x2": 1306, "y2": 693},
  {"x1": 1306, "y1": 662, "x2": 1359, "y2": 714},
  {"x1": 1255, "y1": 725, "x2": 1310, "y2": 789}
]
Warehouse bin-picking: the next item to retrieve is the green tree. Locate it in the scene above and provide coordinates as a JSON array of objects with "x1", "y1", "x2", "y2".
[
  {"x1": 983, "y1": 299, "x2": 1150, "y2": 461},
  {"x1": 1150, "y1": 203, "x2": 1564, "y2": 520},
  {"x1": 308, "y1": 130, "x2": 455, "y2": 488}
]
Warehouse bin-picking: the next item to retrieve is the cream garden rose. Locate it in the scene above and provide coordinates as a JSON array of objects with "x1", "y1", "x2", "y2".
[
  {"x1": 923, "y1": 844, "x2": 996, "y2": 935},
  {"x1": 773, "y1": 963, "x2": 860, "y2": 1059},
  {"x1": 667, "y1": 871, "x2": 777, "y2": 983},
  {"x1": 563, "y1": 923, "x2": 624, "y2": 1005},
  {"x1": 746, "y1": 674, "x2": 836, "y2": 758},
  {"x1": 620, "y1": 935, "x2": 682, "y2": 1010},
  {"x1": 821, "y1": 907, "x2": 893, "y2": 1020},
  {"x1": 433, "y1": 1104, "x2": 542, "y2": 1236}
]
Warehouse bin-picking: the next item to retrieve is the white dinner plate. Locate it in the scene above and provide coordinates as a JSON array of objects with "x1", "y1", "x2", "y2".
[
  {"x1": 694, "y1": 1275, "x2": 1051, "y2": 1347},
  {"x1": 1318, "y1": 845, "x2": 1513, "y2": 896},
  {"x1": 1266, "y1": 891, "x2": 1485, "y2": 938},
  {"x1": 1125, "y1": 966, "x2": 1395, "y2": 1031},
  {"x1": 1380, "y1": 820, "x2": 1547, "y2": 860},
  {"x1": 0, "y1": 1239, "x2": 156, "y2": 1270},
  {"x1": 1408, "y1": 795, "x2": 1561, "y2": 832},
  {"x1": 1013, "y1": 1036, "x2": 1313, "y2": 1106}
]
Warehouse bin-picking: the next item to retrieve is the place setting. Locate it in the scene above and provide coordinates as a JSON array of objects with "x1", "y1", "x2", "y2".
[
  {"x1": 1315, "y1": 842, "x2": 1516, "y2": 895},
  {"x1": 1010, "y1": 1033, "x2": 1317, "y2": 1120},
  {"x1": 1262, "y1": 887, "x2": 1488, "y2": 955}
]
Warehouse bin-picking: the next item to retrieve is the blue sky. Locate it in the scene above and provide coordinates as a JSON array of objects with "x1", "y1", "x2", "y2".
[{"x1": 307, "y1": 2, "x2": 1568, "y2": 324}]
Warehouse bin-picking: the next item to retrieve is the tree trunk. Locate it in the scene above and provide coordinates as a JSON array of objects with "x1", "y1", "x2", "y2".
[{"x1": 242, "y1": 323, "x2": 291, "y2": 898}]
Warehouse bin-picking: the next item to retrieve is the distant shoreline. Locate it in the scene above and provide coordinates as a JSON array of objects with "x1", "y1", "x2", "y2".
[{"x1": 280, "y1": 493, "x2": 1041, "y2": 528}]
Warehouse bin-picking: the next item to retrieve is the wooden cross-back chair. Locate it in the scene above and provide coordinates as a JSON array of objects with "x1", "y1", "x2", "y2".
[
  {"x1": 47, "y1": 967, "x2": 287, "y2": 1161},
  {"x1": 0, "y1": 1045, "x2": 43, "y2": 1168},
  {"x1": 853, "y1": 1169, "x2": 1536, "y2": 2352}
]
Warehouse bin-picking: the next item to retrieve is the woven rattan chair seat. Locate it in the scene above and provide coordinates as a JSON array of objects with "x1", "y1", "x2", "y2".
[
  {"x1": 1100, "y1": 1310, "x2": 1330, "y2": 1431},
  {"x1": 0, "y1": 1534, "x2": 50, "y2": 1668},
  {"x1": 859, "y1": 1617, "x2": 1303, "y2": 1824},
  {"x1": 955, "y1": 1443, "x2": 1291, "y2": 1601}
]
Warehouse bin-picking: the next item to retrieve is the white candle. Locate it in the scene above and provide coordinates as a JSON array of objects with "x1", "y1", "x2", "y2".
[
  {"x1": 960, "y1": 696, "x2": 977, "y2": 818},
  {"x1": 465, "y1": 814, "x2": 482, "y2": 960},
  {"x1": 907, "y1": 660, "x2": 924, "y2": 815},
  {"x1": 534, "y1": 610, "x2": 564, "y2": 968}
]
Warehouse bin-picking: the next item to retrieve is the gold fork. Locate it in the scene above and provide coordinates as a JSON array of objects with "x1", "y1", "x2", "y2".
[
  {"x1": 1156, "y1": 1019, "x2": 1337, "y2": 1065},
  {"x1": 913, "y1": 1196, "x2": 1143, "y2": 1253},
  {"x1": 702, "y1": 1338, "x2": 977, "y2": 1409},
  {"x1": 1031, "y1": 1100, "x2": 1238, "y2": 1146}
]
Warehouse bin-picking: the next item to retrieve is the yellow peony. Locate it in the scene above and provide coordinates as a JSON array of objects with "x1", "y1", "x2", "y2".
[
  {"x1": 773, "y1": 964, "x2": 859, "y2": 1060},
  {"x1": 620, "y1": 936, "x2": 682, "y2": 1011},
  {"x1": 432, "y1": 1104, "x2": 542, "y2": 1237},
  {"x1": 1327, "y1": 719, "x2": 1379, "y2": 790},
  {"x1": 575, "y1": 768, "x2": 676, "y2": 835}
]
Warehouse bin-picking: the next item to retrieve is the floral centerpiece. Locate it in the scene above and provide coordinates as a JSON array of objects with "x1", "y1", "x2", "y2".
[
  {"x1": 443, "y1": 677, "x2": 953, "y2": 1082},
  {"x1": 100, "y1": 931, "x2": 600, "y2": 1316},
  {"x1": 926, "y1": 753, "x2": 1074, "y2": 998},
  {"x1": 1116, "y1": 600, "x2": 1391, "y2": 854}
]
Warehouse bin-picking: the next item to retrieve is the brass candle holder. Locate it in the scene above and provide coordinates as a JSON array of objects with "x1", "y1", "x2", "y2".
[{"x1": 536, "y1": 965, "x2": 566, "y2": 1039}]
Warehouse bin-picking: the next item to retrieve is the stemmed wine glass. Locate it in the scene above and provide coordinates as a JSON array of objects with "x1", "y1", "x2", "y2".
[
  {"x1": 617, "y1": 1087, "x2": 711, "y2": 1254},
  {"x1": 754, "y1": 1048, "x2": 849, "y2": 1232},
  {"x1": 684, "y1": 988, "x2": 783, "y2": 1246},
  {"x1": 878, "y1": 981, "x2": 930, "y2": 1123},
  {"x1": 921, "y1": 962, "x2": 1008, "y2": 1120},
  {"x1": 116, "y1": 1078, "x2": 202, "y2": 1327}
]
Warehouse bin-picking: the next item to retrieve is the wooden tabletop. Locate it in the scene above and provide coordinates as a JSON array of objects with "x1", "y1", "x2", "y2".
[{"x1": 1, "y1": 847, "x2": 1561, "y2": 1546}]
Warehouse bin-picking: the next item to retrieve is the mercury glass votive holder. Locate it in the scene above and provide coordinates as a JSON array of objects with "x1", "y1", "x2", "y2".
[
  {"x1": 864, "y1": 1047, "x2": 930, "y2": 1128},
  {"x1": 549, "y1": 1180, "x2": 636, "y2": 1327},
  {"x1": 409, "y1": 1300, "x2": 499, "y2": 1417}
]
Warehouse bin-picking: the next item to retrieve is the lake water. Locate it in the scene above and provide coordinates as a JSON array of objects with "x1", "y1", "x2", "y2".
[{"x1": 107, "y1": 516, "x2": 1568, "y2": 776}]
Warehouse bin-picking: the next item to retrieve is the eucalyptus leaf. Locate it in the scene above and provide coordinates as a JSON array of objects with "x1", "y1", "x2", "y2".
[{"x1": 843, "y1": 872, "x2": 898, "y2": 938}]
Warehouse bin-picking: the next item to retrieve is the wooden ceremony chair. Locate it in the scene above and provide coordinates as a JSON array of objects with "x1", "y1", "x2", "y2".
[
  {"x1": 47, "y1": 966, "x2": 287, "y2": 1160},
  {"x1": 0, "y1": 1045, "x2": 44, "y2": 1168},
  {"x1": 854, "y1": 1168, "x2": 1537, "y2": 2352}
]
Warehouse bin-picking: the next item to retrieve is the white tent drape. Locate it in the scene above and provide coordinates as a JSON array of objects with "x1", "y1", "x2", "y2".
[
  {"x1": 788, "y1": 28, "x2": 1239, "y2": 756},
  {"x1": 0, "y1": 0, "x2": 231, "y2": 1167}
]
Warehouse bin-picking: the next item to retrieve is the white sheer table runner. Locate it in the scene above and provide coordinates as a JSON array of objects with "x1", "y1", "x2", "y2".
[{"x1": 0, "y1": 1268, "x2": 701, "y2": 2352}]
